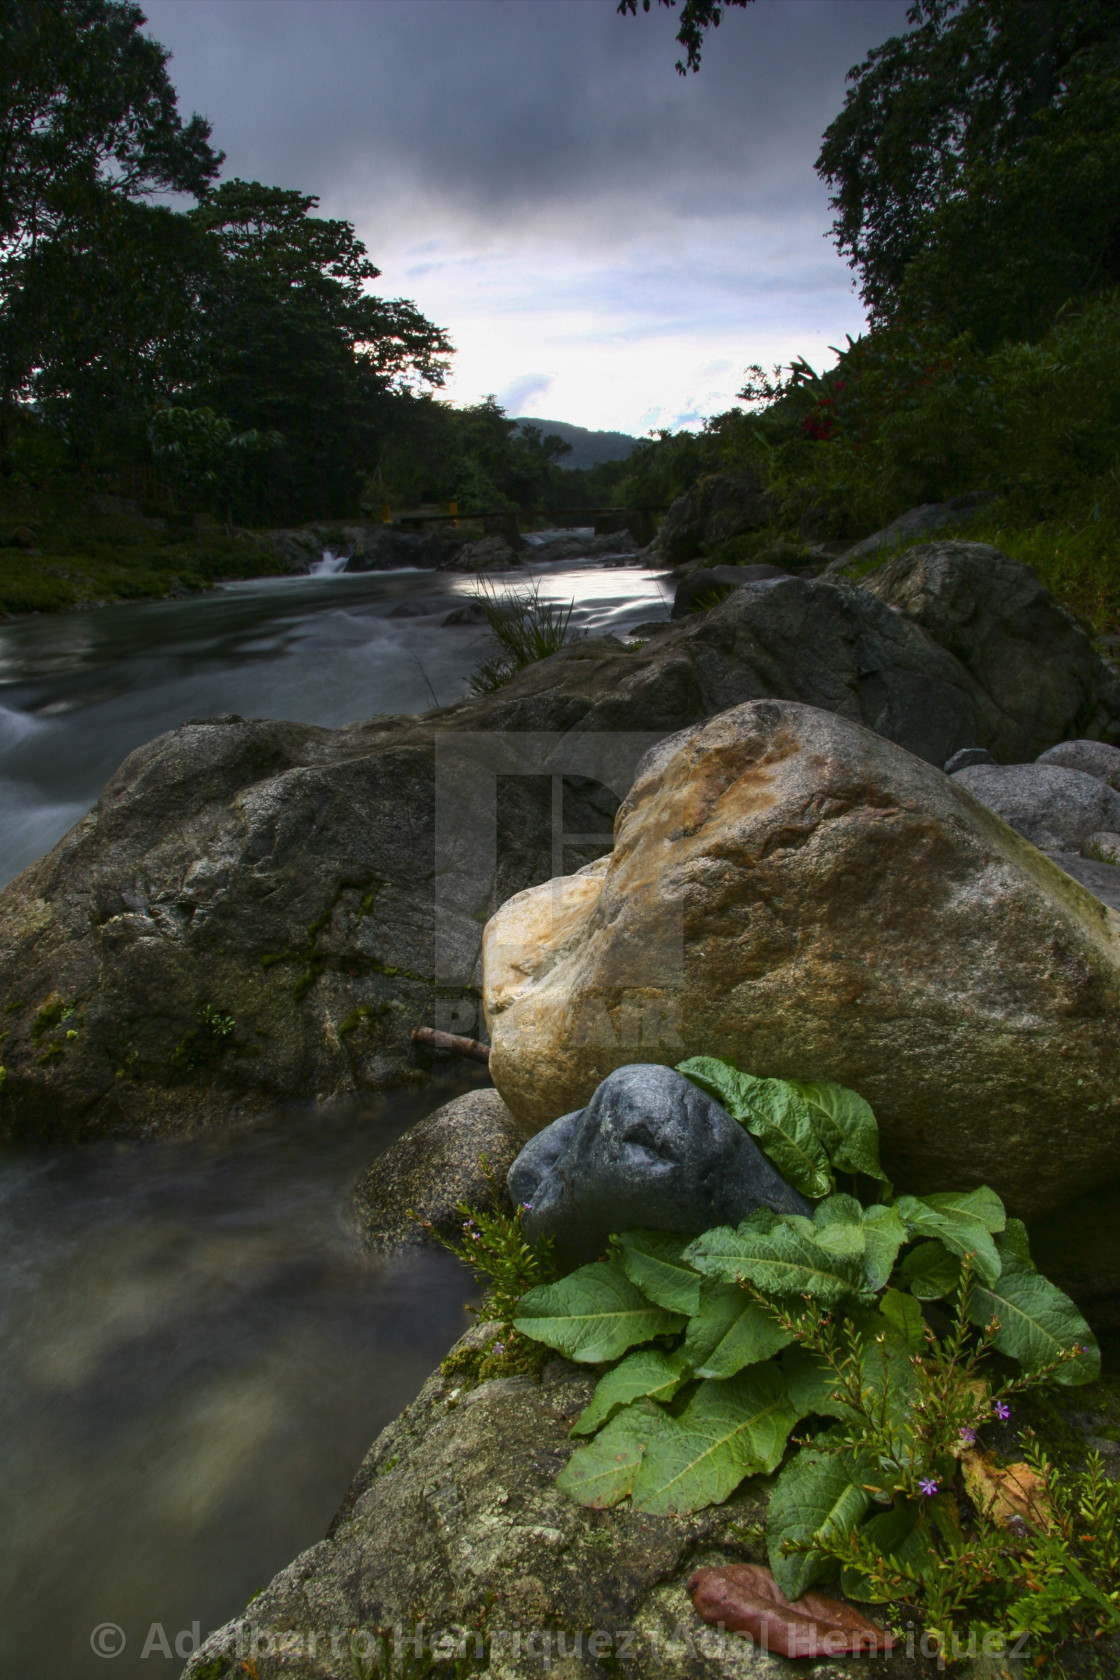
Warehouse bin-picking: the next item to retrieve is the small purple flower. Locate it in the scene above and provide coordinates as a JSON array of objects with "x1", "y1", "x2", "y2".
[
  {"x1": 519, "y1": 1202, "x2": 532, "y2": 1214},
  {"x1": 471, "y1": 1231, "x2": 481, "y2": 1241},
  {"x1": 919, "y1": 1477, "x2": 938, "y2": 1496},
  {"x1": 994, "y1": 1401, "x2": 1010, "y2": 1421},
  {"x1": 493, "y1": 1341, "x2": 505, "y2": 1356},
  {"x1": 959, "y1": 1427, "x2": 976, "y2": 1446}
]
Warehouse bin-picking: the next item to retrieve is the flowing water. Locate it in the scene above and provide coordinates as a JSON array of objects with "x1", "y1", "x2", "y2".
[{"x1": 0, "y1": 552, "x2": 671, "y2": 1678}]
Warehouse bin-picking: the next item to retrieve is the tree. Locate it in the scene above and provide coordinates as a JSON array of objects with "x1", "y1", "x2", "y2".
[
  {"x1": 0, "y1": 0, "x2": 222, "y2": 464},
  {"x1": 816, "y1": 0, "x2": 1120, "y2": 326},
  {"x1": 616, "y1": 0, "x2": 754, "y2": 74},
  {"x1": 185, "y1": 182, "x2": 454, "y2": 520}
]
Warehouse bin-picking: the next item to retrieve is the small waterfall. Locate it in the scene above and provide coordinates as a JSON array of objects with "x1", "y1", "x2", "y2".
[{"x1": 310, "y1": 548, "x2": 349, "y2": 576}]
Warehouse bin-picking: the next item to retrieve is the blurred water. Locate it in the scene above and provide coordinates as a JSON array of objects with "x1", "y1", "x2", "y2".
[
  {"x1": 0, "y1": 1070, "x2": 490, "y2": 1680},
  {"x1": 0, "y1": 558, "x2": 671, "y2": 888}
]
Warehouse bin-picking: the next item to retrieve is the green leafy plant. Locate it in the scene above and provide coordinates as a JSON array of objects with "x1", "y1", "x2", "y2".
[
  {"x1": 422, "y1": 1157, "x2": 557, "y2": 1382},
  {"x1": 467, "y1": 577, "x2": 582, "y2": 695},
  {"x1": 512, "y1": 1058, "x2": 1103, "y2": 1662}
]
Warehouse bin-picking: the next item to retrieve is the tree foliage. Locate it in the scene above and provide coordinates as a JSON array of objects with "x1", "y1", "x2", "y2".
[
  {"x1": 816, "y1": 0, "x2": 1120, "y2": 331},
  {"x1": 616, "y1": 0, "x2": 754, "y2": 75}
]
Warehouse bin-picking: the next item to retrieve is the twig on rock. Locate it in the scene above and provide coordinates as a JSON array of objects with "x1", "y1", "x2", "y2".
[{"x1": 411, "y1": 1026, "x2": 491, "y2": 1063}]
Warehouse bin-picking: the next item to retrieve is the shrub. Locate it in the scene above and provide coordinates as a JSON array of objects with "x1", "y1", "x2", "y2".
[{"x1": 467, "y1": 577, "x2": 582, "y2": 695}]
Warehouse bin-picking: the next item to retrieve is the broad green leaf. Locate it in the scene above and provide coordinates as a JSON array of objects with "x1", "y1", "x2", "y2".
[
  {"x1": 895, "y1": 1193, "x2": 1003, "y2": 1286},
  {"x1": 677, "y1": 1059, "x2": 833, "y2": 1198},
  {"x1": 878, "y1": 1288, "x2": 925, "y2": 1353},
  {"x1": 630, "y1": 1364, "x2": 798, "y2": 1517},
  {"x1": 570, "y1": 1347, "x2": 691, "y2": 1437},
  {"x1": 683, "y1": 1278, "x2": 795, "y2": 1379},
  {"x1": 998, "y1": 1219, "x2": 1033, "y2": 1266},
  {"x1": 556, "y1": 1400, "x2": 655, "y2": 1506},
  {"x1": 615, "y1": 1229, "x2": 701, "y2": 1317},
  {"x1": 918, "y1": 1186, "x2": 1006, "y2": 1234},
  {"x1": 788, "y1": 1079, "x2": 889, "y2": 1185},
  {"x1": 514, "y1": 1261, "x2": 685, "y2": 1364},
  {"x1": 685, "y1": 1218, "x2": 875, "y2": 1307},
  {"x1": 861, "y1": 1203, "x2": 908, "y2": 1292},
  {"x1": 676, "y1": 1055, "x2": 752, "y2": 1113},
  {"x1": 812, "y1": 1194, "x2": 866, "y2": 1259},
  {"x1": 781, "y1": 1345, "x2": 856, "y2": 1423},
  {"x1": 968, "y1": 1251, "x2": 1100, "y2": 1385},
  {"x1": 767, "y1": 1435, "x2": 873, "y2": 1598},
  {"x1": 897, "y1": 1240, "x2": 961, "y2": 1301},
  {"x1": 841, "y1": 1501, "x2": 938, "y2": 1601},
  {"x1": 850, "y1": 1307, "x2": 922, "y2": 1432}
]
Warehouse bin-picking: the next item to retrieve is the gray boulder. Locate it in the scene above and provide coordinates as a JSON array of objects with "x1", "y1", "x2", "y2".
[
  {"x1": 1037, "y1": 738, "x2": 1120, "y2": 789},
  {"x1": 654, "y1": 469, "x2": 774, "y2": 566},
  {"x1": 670, "y1": 565, "x2": 788, "y2": 619},
  {"x1": 950, "y1": 762, "x2": 1120, "y2": 852},
  {"x1": 510, "y1": 1064, "x2": 811, "y2": 1266},
  {"x1": 353, "y1": 1087, "x2": 527, "y2": 1254},
  {"x1": 859, "y1": 542, "x2": 1120, "y2": 758}
]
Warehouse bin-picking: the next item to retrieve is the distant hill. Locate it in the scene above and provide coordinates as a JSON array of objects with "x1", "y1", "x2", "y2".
[{"x1": 512, "y1": 417, "x2": 640, "y2": 472}]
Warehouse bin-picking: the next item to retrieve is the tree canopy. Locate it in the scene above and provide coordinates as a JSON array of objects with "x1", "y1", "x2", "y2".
[
  {"x1": 616, "y1": 0, "x2": 754, "y2": 74},
  {"x1": 816, "y1": 0, "x2": 1120, "y2": 332}
]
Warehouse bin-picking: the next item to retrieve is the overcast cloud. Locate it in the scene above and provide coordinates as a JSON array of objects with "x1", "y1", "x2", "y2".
[{"x1": 142, "y1": 0, "x2": 912, "y2": 433}]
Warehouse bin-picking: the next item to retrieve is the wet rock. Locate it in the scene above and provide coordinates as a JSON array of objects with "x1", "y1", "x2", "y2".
[
  {"x1": 509, "y1": 1064, "x2": 811, "y2": 1266},
  {"x1": 1037, "y1": 738, "x2": 1120, "y2": 789},
  {"x1": 950, "y1": 761, "x2": 1120, "y2": 853},
  {"x1": 483, "y1": 698, "x2": 1120, "y2": 1222},
  {"x1": 353, "y1": 1087, "x2": 527, "y2": 1254}
]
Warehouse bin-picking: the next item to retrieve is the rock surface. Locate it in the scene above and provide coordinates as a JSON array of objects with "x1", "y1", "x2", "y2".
[
  {"x1": 949, "y1": 762, "x2": 1120, "y2": 853},
  {"x1": 483, "y1": 699, "x2": 1120, "y2": 1221},
  {"x1": 4, "y1": 545, "x2": 1118, "y2": 1143},
  {"x1": 181, "y1": 1327, "x2": 956, "y2": 1680},
  {"x1": 1037, "y1": 738, "x2": 1120, "y2": 788},
  {"x1": 441, "y1": 534, "x2": 525, "y2": 572},
  {"x1": 654, "y1": 469, "x2": 775, "y2": 566},
  {"x1": 509, "y1": 1064, "x2": 811, "y2": 1265},
  {"x1": 671, "y1": 566, "x2": 789, "y2": 619},
  {"x1": 860, "y1": 542, "x2": 1119, "y2": 758},
  {"x1": 353, "y1": 1087, "x2": 527, "y2": 1253}
]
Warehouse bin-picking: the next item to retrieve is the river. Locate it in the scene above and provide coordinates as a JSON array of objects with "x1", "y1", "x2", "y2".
[{"x1": 0, "y1": 552, "x2": 670, "y2": 1678}]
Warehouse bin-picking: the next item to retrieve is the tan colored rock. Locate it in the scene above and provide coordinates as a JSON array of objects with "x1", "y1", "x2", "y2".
[{"x1": 483, "y1": 699, "x2": 1120, "y2": 1220}]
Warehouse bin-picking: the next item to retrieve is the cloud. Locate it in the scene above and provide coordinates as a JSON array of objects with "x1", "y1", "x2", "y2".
[
  {"x1": 142, "y1": 0, "x2": 913, "y2": 431},
  {"x1": 496, "y1": 373, "x2": 556, "y2": 415}
]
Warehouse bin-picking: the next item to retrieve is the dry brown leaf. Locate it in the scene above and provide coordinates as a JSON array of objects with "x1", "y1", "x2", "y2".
[
  {"x1": 689, "y1": 1563, "x2": 896, "y2": 1659},
  {"x1": 961, "y1": 1448, "x2": 1052, "y2": 1530}
]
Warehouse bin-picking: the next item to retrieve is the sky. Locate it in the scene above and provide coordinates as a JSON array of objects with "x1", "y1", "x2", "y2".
[{"x1": 141, "y1": 0, "x2": 913, "y2": 436}]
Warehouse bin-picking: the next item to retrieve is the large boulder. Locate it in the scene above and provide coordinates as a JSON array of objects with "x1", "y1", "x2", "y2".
[
  {"x1": 483, "y1": 699, "x2": 1120, "y2": 1222},
  {"x1": 180, "y1": 1329, "x2": 916, "y2": 1680},
  {"x1": 825, "y1": 496, "x2": 993, "y2": 569},
  {"x1": 949, "y1": 762, "x2": 1120, "y2": 852},
  {"x1": 654, "y1": 470, "x2": 775, "y2": 566},
  {"x1": 1037, "y1": 738, "x2": 1120, "y2": 789},
  {"x1": 671, "y1": 566, "x2": 789, "y2": 619},
  {"x1": 859, "y1": 542, "x2": 1120, "y2": 757}
]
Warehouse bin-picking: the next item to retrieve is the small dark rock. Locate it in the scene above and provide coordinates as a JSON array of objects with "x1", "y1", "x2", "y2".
[
  {"x1": 511, "y1": 1063, "x2": 811, "y2": 1266},
  {"x1": 944, "y1": 747, "x2": 995, "y2": 773}
]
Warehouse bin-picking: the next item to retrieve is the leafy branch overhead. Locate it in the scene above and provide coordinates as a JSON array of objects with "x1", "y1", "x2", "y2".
[{"x1": 510, "y1": 1059, "x2": 1105, "y2": 1661}]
